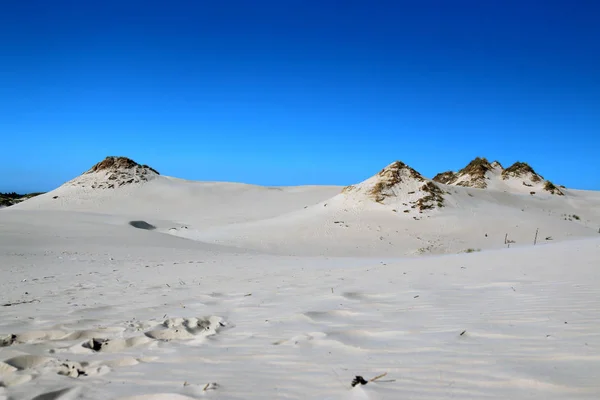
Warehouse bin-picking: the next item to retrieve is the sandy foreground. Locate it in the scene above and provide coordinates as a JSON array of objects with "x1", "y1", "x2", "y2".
[{"x1": 1, "y1": 176, "x2": 600, "y2": 399}]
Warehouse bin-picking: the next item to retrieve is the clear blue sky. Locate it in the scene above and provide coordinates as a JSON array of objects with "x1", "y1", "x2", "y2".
[{"x1": 1, "y1": 0, "x2": 599, "y2": 193}]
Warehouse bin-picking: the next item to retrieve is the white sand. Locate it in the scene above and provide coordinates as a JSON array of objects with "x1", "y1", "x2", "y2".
[{"x1": 1, "y1": 166, "x2": 600, "y2": 399}]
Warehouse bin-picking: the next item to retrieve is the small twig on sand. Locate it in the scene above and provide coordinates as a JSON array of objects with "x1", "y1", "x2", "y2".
[
  {"x1": 352, "y1": 372, "x2": 390, "y2": 387},
  {"x1": 2, "y1": 299, "x2": 40, "y2": 307},
  {"x1": 369, "y1": 372, "x2": 388, "y2": 382},
  {"x1": 202, "y1": 382, "x2": 219, "y2": 391}
]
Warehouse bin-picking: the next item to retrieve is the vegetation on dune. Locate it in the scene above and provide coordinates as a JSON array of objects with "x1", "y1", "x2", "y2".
[
  {"x1": 0, "y1": 192, "x2": 45, "y2": 207},
  {"x1": 502, "y1": 161, "x2": 542, "y2": 182},
  {"x1": 87, "y1": 156, "x2": 160, "y2": 175},
  {"x1": 416, "y1": 182, "x2": 445, "y2": 211},
  {"x1": 369, "y1": 161, "x2": 425, "y2": 203},
  {"x1": 432, "y1": 171, "x2": 456, "y2": 184},
  {"x1": 544, "y1": 180, "x2": 565, "y2": 196},
  {"x1": 69, "y1": 156, "x2": 160, "y2": 189},
  {"x1": 433, "y1": 157, "x2": 496, "y2": 189},
  {"x1": 455, "y1": 157, "x2": 494, "y2": 189},
  {"x1": 458, "y1": 157, "x2": 493, "y2": 176},
  {"x1": 462, "y1": 248, "x2": 481, "y2": 253}
]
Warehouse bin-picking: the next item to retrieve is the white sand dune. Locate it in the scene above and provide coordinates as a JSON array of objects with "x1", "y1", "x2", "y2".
[
  {"x1": 1, "y1": 157, "x2": 600, "y2": 399},
  {"x1": 433, "y1": 158, "x2": 567, "y2": 197},
  {"x1": 166, "y1": 184, "x2": 600, "y2": 257},
  {"x1": 16, "y1": 175, "x2": 341, "y2": 228}
]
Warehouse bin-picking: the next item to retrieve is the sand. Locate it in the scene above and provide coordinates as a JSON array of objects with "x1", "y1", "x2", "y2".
[{"x1": 1, "y1": 172, "x2": 600, "y2": 399}]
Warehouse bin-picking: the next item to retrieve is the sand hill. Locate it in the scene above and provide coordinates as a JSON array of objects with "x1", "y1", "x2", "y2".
[
  {"x1": 341, "y1": 161, "x2": 445, "y2": 212},
  {"x1": 433, "y1": 157, "x2": 564, "y2": 196},
  {"x1": 501, "y1": 162, "x2": 565, "y2": 195},
  {"x1": 65, "y1": 156, "x2": 160, "y2": 189},
  {"x1": 433, "y1": 157, "x2": 502, "y2": 189}
]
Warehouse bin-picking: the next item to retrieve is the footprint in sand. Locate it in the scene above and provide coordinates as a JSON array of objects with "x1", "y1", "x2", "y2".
[
  {"x1": 56, "y1": 360, "x2": 111, "y2": 378},
  {"x1": 82, "y1": 336, "x2": 154, "y2": 353},
  {"x1": 0, "y1": 355, "x2": 110, "y2": 388},
  {"x1": 4, "y1": 355, "x2": 111, "y2": 375},
  {"x1": 145, "y1": 316, "x2": 228, "y2": 341},
  {"x1": 1, "y1": 327, "x2": 125, "y2": 347},
  {"x1": 1, "y1": 373, "x2": 33, "y2": 388},
  {"x1": 4, "y1": 355, "x2": 54, "y2": 370},
  {"x1": 0, "y1": 315, "x2": 231, "y2": 389},
  {"x1": 81, "y1": 316, "x2": 229, "y2": 350}
]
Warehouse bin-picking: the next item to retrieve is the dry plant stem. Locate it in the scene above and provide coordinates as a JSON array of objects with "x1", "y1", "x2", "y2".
[{"x1": 369, "y1": 372, "x2": 388, "y2": 382}]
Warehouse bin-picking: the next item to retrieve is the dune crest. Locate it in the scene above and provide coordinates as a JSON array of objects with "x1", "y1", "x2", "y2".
[
  {"x1": 342, "y1": 161, "x2": 446, "y2": 212},
  {"x1": 64, "y1": 156, "x2": 159, "y2": 190},
  {"x1": 433, "y1": 157, "x2": 565, "y2": 196}
]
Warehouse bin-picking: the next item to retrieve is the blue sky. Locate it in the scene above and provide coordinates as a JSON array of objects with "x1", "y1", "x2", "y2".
[{"x1": 1, "y1": 0, "x2": 599, "y2": 192}]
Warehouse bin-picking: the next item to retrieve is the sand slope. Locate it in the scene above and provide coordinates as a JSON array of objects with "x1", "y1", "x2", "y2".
[
  {"x1": 13, "y1": 175, "x2": 341, "y2": 229},
  {"x1": 1, "y1": 209, "x2": 599, "y2": 399}
]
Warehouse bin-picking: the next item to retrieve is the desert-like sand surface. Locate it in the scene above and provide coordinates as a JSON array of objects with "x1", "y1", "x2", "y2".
[{"x1": 1, "y1": 158, "x2": 600, "y2": 399}]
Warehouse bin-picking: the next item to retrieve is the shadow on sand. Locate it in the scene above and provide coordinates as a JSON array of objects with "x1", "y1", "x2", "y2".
[{"x1": 128, "y1": 220, "x2": 156, "y2": 230}]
